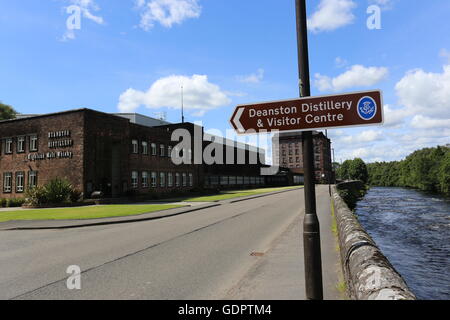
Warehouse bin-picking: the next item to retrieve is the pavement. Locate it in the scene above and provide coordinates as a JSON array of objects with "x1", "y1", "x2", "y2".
[{"x1": 0, "y1": 185, "x2": 344, "y2": 300}]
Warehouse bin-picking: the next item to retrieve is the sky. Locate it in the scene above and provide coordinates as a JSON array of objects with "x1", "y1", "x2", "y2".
[{"x1": 0, "y1": 0, "x2": 449, "y2": 164}]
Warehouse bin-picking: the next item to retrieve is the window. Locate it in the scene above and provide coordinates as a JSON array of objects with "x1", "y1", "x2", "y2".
[
  {"x1": 132, "y1": 140, "x2": 139, "y2": 154},
  {"x1": 142, "y1": 141, "x2": 148, "y2": 155},
  {"x1": 30, "y1": 135, "x2": 38, "y2": 151},
  {"x1": 3, "y1": 173, "x2": 12, "y2": 193},
  {"x1": 168, "y1": 146, "x2": 173, "y2": 158},
  {"x1": 168, "y1": 173, "x2": 173, "y2": 187},
  {"x1": 151, "y1": 172, "x2": 157, "y2": 188},
  {"x1": 160, "y1": 172, "x2": 165, "y2": 187},
  {"x1": 131, "y1": 171, "x2": 138, "y2": 188},
  {"x1": 160, "y1": 144, "x2": 165, "y2": 157},
  {"x1": 142, "y1": 171, "x2": 149, "y2": 188},
  {"x1": 220, "y1": 176, "x2": 228, "y2": 186},
  {"x1": 151, "y1": 143, "x2": 157, "y2": 156},
  {"x1": 16, "y1": 172, "x2": 25, "y2": 193},
  {"x1": 17, "y1": 137, "x2": 25, "y2": 153},
  {"x1": 176, "y1": 173, "x2": 181, "y2": 187},
  {"x1": 5, "y1": 139, "x2": 12, "y2": 154},
  {"x1": 29, "y1": 171, "x2": 38, "y2": 188},
  {"x1": 182, "y1": 173, "x2": 187, "y2": 187},
  {"x1": 189, "y1": 173, "x2": 193, "y2": 187}
]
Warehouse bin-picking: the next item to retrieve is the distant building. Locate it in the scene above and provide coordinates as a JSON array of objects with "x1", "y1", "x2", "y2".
[{"x1": 272, "y1": 131, "x2": 333, "y2": 183}]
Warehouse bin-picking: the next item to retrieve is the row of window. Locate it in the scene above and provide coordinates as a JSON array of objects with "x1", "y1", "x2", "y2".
[
  {"x1": 131, "y1": 171, "x2": 193, "y2": 189},
  {"x1": 1, "y1": 135, "x2": 39, "y2": 155},
  {"x1": 131, "y1": 140, "x2": 176, "y2": 157},
  {"x1": 3, "y1": 171, "x2": 38, "y2": 193},
  {"x1": 204, "y1": 176, "x2": 265, "y2": 186}
]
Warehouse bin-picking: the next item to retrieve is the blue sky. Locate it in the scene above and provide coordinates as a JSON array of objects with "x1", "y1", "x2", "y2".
[{"x1": 1, "y1": 0, "x2": 449, "y2": 164}]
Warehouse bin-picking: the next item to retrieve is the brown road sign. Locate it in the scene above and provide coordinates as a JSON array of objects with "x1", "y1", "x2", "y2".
[{"x1": 230, "y1": 90, "x2": 383, "y2": 133}]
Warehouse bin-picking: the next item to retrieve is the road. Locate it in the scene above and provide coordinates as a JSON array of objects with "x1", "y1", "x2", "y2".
[{"x1": 0, "y1": 186, "x2": 340, "y2": 300}]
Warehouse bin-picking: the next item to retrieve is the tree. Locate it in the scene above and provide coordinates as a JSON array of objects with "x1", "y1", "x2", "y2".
[
  {"x1": 0, "y1": 102, "x2": 17, "y2": 120},
  {"x1": 348, "y1": 158, "x2": 369, "y2": 183},
  {"x1": 337, "y1": 160, "x2": 351, "y2": 180}
]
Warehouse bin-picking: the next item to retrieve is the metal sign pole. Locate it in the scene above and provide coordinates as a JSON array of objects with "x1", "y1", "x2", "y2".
[{"x1": 295, "y1": 0, "x2": 324, "y2": 300}]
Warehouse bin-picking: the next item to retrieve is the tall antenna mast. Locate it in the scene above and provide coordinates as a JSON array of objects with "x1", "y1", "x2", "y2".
[{"x1": 181, "y1": 85, "x2": 185, "y2": 123}]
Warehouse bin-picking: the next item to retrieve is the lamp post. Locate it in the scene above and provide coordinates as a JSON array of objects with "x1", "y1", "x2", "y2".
[{"x1": 295, "y1": 0, "x2": 324, "y2": 300}]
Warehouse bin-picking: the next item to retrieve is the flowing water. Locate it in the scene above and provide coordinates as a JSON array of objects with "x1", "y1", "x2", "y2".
[{"x1": 355, "y1": 187, "x2": 450, "y2": 300}]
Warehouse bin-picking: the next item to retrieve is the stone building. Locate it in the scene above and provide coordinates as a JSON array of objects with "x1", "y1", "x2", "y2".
[
  {"x1": 0, "y1": 108, "x2": 268, "y2": 199},
  {"x1": 272, "y1": 131, "x2": 333, "y2": 183}
]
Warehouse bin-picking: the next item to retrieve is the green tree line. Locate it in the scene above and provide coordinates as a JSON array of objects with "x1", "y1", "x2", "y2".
[{"x1": 367, "y1": 146, "x2": 450, "y2": 194}]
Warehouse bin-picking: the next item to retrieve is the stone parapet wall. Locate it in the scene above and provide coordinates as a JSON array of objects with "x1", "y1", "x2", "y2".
[{"x1": 331, "y1": 184, "x2": 416, "y2": 300}]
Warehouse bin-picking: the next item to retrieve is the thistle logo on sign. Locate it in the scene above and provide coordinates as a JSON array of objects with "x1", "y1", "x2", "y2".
[{"x1": 357, "y1": 96, "x2": 377, "y2": 121}]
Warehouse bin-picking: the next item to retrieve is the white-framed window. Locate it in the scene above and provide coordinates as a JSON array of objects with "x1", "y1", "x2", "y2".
[
  {"x1": 29, "y1": 171, "x2": 38, "y2": 188},
  {"x1": 132, "y1": 140, "x2": 139, "y2": 154},
  {"x1": 151, "y1": 172, "x2": 157, "y2": 188},
  {"x1": 131, "y1": 171, "x2": 138, "y2": 188},
  {"x1": 5, "y1": 138, "x2": 13, "y2": 154},
  {"x1": 160, "y1": 172, "x2": 165, "y2": 187},
  {"x1": 142, "y1": 141, "x2": 148, "y2": 155},
  {"x1": 160, "y1": 144, "x2": 165, "y2": 157},
  {"x1": 30, "y1": 135, "x2": 38, "y2": 151},
  {"x1": 3, "y1": 172, "x2": 12, "y2": 193},
  {"x1": 189, "y1": 173, "x2": 193, "y2": 187},
  {"x1": 168, "y1": 173, "x2": 173, "y2": 187},
  {"x1": 182, "y1": 173, "x2": 187, "y2": 187},
  {"x1": 168, "y1": 146, "x2": 173, "y2": 158},
  {"x1": 142, "y1": 171, "x2": 149, "y2": 188},
  {"x1": 176, "y1": 173, "x2": 180, "y2": 187},
  {"x1": 16, "y1": 172, "x2": 25, "y2": 193},
  {"x1": 17, "y1": 137, "x2": 25, "y2": 153},
  {"x1": 151, "y1": 143, "x2": 157, "y2": 156}
]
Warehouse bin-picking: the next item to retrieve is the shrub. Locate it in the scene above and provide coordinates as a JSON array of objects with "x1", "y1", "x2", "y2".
[
  {"x1": 25, "y1": 178, "x2": 81, "y2": 206},
  {"x1": 25, "y1": 185, "x2": 49, "y2": 206},
  {"x1": 44, "y1": 178, "x2": 73, "y2": 204}
]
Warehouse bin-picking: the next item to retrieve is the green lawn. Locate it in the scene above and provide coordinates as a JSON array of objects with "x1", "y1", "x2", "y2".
[
  {"x1": 0, "y1": 204, "x2": 184, "y2": 223},
  {"x1": 181, "y1": 185, "x2": 302, "y2": 202}
]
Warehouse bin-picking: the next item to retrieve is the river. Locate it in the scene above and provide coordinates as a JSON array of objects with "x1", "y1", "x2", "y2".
[{"x1": 354, "y1": 187, "x2": 450, "y2": 300}]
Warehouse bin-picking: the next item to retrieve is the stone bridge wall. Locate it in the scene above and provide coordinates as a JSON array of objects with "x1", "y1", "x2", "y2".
[{"x1": 331, "y1": 184, "x2": 416, "y2": 300}]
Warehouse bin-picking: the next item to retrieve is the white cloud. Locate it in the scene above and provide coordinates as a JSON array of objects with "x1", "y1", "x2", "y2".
[
  {"x1": 236, "y1": 69, "x2": 265, "y2": 84},
  {"x1": 136, "y1": 0, "x2": 201, "y2": 31},
  {"x1": 314, "y1": 65, "x2": 388, "y2": 92},
  {"x1": 383, "y1": 104, "x2": 408, "y2": 128},
  {"x1": 308, "y1": 0, "x2": 356, "y2": 33},
  {"x1": 335, "y1": 57, "x2": 348, "y2": 68},
  {"x1": 368, "y1": 0, "x2": 394, "y2": 10},
  {"x1": 62, "y1": 0, "x2": 104, "y2": 41},
  {"x1": 117, "y1": 74, "x2": 231, "y2": 116},
  {"x1": 395, "y1": 65, "x2": 450, "y2": 118},
  {"x1": 439, "y1": 49, "x2": 450, "y2": 64},
  {"x1": 337, "y1": 130, "x2": 383, "y2": 145},
  {"x1": 410, "y1": 115, "x2": 450, "y2": 130}
]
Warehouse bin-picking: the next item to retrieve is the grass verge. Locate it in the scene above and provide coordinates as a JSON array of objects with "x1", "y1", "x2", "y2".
[
  {"x1": 180, "y1": 186, "x2": 302, "y2": 202},
  {"x1": 0, "y1": 204, "x2": 184, "y2": 223}
]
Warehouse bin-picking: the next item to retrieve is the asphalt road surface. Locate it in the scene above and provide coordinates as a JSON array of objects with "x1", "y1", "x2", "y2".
[{"x1": 0, "y1": 186, "x2": 337, "y2": 300}]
